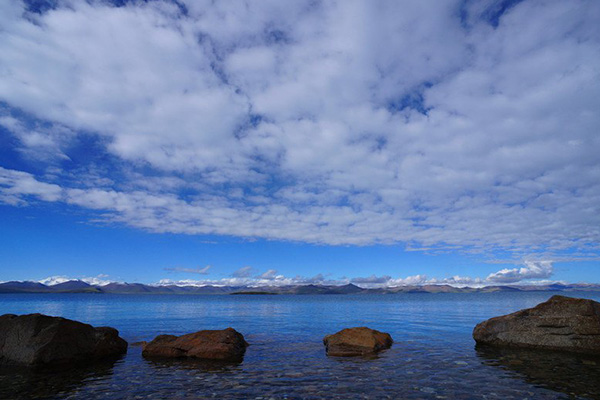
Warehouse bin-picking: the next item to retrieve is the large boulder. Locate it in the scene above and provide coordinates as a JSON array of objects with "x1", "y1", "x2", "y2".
[
  {"x1": 142, "y1": 328, "x2": 248, "y2": 361},
  {"x1": 473, "y1": 295, "x2": 600, "y2": 354},
  {"x1": 323, "y1": 327, "x2": 393, "y2": 356},
  {"x1": 0, "y1": 313, "x2": 127, "y2": 367}
]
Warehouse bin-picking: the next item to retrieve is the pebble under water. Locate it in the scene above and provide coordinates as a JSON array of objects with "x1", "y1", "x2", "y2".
[{"x1": 1, "y1": 291, "x2": 599, "y2": 399}]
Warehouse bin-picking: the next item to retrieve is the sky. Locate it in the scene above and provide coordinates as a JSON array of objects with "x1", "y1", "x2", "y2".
[{"x1": 0, "y1": 0, "x2": 599, "y2": 287}]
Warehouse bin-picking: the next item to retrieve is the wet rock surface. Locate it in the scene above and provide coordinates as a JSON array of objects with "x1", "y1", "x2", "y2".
[
  {"x1": 142, "y1": 328, "x2": 248, "y2": 361},
  {"x1": 0, "y1": 313, "x2": 127, "y2": 367},
  {"x1": 323, "y1": 327, "x2": 393, "y2": 356},
  {"x1": 473, "y1": 295, "x2": 600, "y2": 354}
]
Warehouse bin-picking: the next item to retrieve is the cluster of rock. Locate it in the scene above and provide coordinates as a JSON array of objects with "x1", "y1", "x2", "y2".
[
  {"x1": 1, "y1": 295, "x2": 598, "y2": 368},
  {"x1": 0, "y1": 313, "x2": 392, "y2": 368}
]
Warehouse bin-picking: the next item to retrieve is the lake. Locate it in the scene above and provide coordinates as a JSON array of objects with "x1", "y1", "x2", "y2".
[{"x1": 1, "y1": 291, "x2": 599, "y2": 399}]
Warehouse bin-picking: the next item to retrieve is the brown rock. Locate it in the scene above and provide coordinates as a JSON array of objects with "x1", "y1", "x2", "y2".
[
  {"x1": 473, "y1": 295, "x2": 600, "y2": 354},
  {"x1": 323, "y1": 327, "x2": 393, "y2": 356},
  {"x1": 0, "y1": 313, "x2": 128, "y2": 367},
  {"x1": 142, "y1": 328, "x2": 248, "y2": 361}
]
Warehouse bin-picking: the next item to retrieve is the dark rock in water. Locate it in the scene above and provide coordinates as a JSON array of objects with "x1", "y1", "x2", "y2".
[
  {"x1": 142, "y1": 328, "x2": 248, "y2": 361},
  {"x1": 0, "y1": 313, "x2": 127, "y2": 367},
  {"x1": 473, "y1": 295, "x2": 600, "y2": 354},
  {"x1": 323, "y1": 327, "x2": 393, "y2": 356}
]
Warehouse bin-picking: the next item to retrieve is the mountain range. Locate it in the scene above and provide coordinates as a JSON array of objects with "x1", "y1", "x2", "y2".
[{"x1": 1, "y1": 280, "x2": 599, "y2": 294}]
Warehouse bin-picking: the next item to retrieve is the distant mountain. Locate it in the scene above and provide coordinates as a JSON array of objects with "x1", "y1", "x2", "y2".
[
  {"x1": 101, "y1": 283, "x2": 160, "y2": 294},
  {"x1": 1, "y1": 280, "x2": 599, "y2": 295},
  {"x1": 50, "y1": 280, "x2": 102, "y2": 293},
  {"x1": 293, "y1": 284, "x2": 337, "y2": 294},
  {"x1": 0, "y1": 281, "x2": 52, "y2": 293},
  {"x1": 383, "y1": 285, "x2": 470, "y2": 294},
  {"x1": 479, "y1": 285, "x2": 523, "y2": 293},
  {"x1": 99, "y1": 283, "x2": 243, "y2": 295},
  {"x1": 332, "y1": 283, "x2": 364, "y2": 294}
]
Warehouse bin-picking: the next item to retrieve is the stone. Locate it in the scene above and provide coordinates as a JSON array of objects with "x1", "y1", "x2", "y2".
[
  {"x1": 0, "y1": 313, "x2": 128, "y2": 367},
  {"x1": 142, "y1": 328, "x2": 248, "y2": 361},
  {"x1": 323, "y1": 327, "x2": 393, "y2": 356},
  {"x1": 473, "y1": 295, "x2": 600, "y2": 354}
]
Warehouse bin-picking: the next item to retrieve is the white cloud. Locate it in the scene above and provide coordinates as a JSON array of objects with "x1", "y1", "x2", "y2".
[
  {"x1": 259, "y1": 269, "x2": 280, "y2": 280},
  {"x1": 0, "y1": 109, "x2": 74, "y2": 161},
  {"x1": 351, "y1": 275, "x2": 392, "y2": 285},
  {"x1": 486, "y1": 260, "x2": 554, "y2": 283},
  {"x1": 381, "y1": 274, "x2": 485, "y2": 288},
  {"x1": 0, "y1": 167, "x2": 63, "y2": 205},
  {"x1": 154, "y1": 261, "x2": 553, "y2": 288},
  {"x1": 31, "y1": 261, "x2": 555, "y2": 288},
  {"x1": 164, "y1": 265, "x2": 211, "y2": 275},
  {"x1": 0, "y1": 0, "x2": 598, "y2": 260},
  {"x1": 232, "y1": 266, "x2": 254, "y2": 278},
  {"x1": 39, "y1": 274, "x2": 113, "y2": 286},
  {"x1": 156, "y1": 270, "x2": 343, "y2": 288}
]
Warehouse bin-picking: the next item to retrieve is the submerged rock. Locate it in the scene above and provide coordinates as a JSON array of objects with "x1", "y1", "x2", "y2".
[
  {"x1": 476, "y1": 345, "x2": 600, "y2": 399},
  {"x1": 142, "y1": 328, "x2": 248, "y2": 361},
  {"x1": 0, "y1": 313, "x2": 127, "y2": 367},
  {"x1": 473, "y1": 295, "x2": 600, "y2": 354},
  {"x1": 323, "y1": 327, "x2": 393, "y2": 356}
]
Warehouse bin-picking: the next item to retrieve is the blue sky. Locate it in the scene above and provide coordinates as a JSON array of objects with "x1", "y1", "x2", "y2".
[{"x1": 0, "y1": 0, "x2": 599, "y2": 287}]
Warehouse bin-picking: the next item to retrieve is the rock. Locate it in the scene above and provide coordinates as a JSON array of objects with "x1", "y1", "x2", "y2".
[
  {"x1": 0, "y1": 313, "x2": 127, "y2": 367},
  {"x1": 142, "y1": 328, "x2": 248, "y2": 361},
  {"x1": 473, "y1": 295, "x2": 600, "y2": 354},
  {"x1": 323, "y1": 327, "x2": 393, "y2": 356}
]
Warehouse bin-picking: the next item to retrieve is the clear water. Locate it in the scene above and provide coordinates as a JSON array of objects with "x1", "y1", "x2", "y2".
[{"x1": 1, "y1": 291, "x2": 599, "y2": 399}]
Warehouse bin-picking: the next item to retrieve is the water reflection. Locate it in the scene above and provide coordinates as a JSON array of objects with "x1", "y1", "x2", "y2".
[
  {"x1": 0, "y1": 356, "x2": 123, "y2": 400},
  {"x1": 476, "y1": 345, "x2": 600, "y2": 399},
  {"x1": 2, "y1": 292, "x2": 600, "y2": 399},
  {"x1": 144, "y1": 357, "x2": 243, "y2": 373}
]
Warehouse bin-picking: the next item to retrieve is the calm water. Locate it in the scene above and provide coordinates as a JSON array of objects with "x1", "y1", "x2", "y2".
[{"x1": 1, "y1": 291, "x2": 600, "y2": 399}]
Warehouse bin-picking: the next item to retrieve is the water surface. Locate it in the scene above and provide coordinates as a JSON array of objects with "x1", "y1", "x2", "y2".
[{"x1": 1, "y1": 291, "x2": 599, "y2": 399}]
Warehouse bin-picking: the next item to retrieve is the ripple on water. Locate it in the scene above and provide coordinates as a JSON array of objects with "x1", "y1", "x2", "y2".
[{"x1": 0, "y1": 292, "x2": 599, "y2": 399}]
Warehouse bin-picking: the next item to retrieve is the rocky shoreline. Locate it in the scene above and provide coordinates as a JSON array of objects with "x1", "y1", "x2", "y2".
[{"x1": 1, "y1": 295, "x2": 599, "y2": 370}]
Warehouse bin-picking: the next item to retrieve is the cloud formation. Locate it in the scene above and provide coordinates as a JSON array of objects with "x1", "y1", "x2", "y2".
[
  {"x1": 164, "y1": 265, "x2": 211, "y2": 275},
  {"x1": 232, "y1": 266, "x2": 254, "y2": 278},
  {"x1": 0, "y1": 0, "x2": 599, "y2": 260},
  {"x1": 30, "y1": 261, "x2": 556, "y2": 288},
  {"x1": 155, "y1": 261, "x2": 554, "y2": 288},
  {"x1": 39, "y1": 274, "x2": 113, "y2": 286},
  {"x1": 486, "y1": 260, "x2": 553, "y2": 283}
]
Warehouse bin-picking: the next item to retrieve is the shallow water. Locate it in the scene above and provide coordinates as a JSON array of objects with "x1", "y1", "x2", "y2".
[{"x1": 1, "y1": 291, "x2": 599, "y2": 399}]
